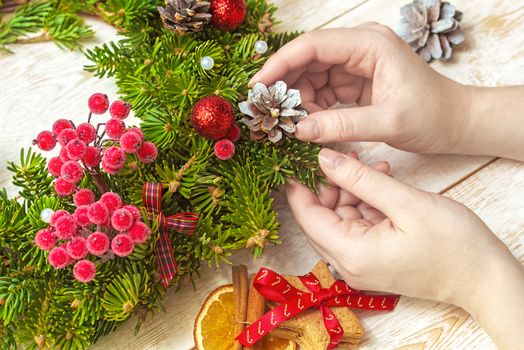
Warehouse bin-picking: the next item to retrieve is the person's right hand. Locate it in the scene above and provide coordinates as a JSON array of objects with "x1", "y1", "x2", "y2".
[{"x1": 250, "y1": 24, "x2": 473, "y2": 154}]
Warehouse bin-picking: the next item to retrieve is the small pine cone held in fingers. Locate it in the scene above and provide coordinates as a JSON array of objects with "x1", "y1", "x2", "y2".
[{"x1": 239, "y1": 81, "x2": 308, "y2": 143}]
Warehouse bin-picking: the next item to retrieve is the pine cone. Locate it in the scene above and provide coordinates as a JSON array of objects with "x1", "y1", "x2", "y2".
[
  {"x1": 398, "y1": 0, "x2": 465, "y2": 62},
  {"x1": 239, "y1": 81, "x2": 307, "y2": 143},
  {"x1": 157, "y1": 0, "x2": 211, "y2": 35}
]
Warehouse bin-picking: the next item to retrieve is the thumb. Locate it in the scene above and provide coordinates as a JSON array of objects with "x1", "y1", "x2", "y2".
[
  {"x1": 318, "y1": 148, "x2": 421, "y2": 220},
  {"x1": 296, "y1": 105, "x2": 393, "y2": 143}
]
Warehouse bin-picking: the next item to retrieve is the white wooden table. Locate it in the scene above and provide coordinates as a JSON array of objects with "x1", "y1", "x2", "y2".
[{"x1": 1, "y1": 1, "x2": 523, "y2": 349}]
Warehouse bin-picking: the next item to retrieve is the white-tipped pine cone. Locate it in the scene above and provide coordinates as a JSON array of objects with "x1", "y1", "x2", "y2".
[
  {"x1": 239, "y1": 81, "x2": 308, "y2": 143},
  {"x1": 398, "y1": 0, "x2": 465, "y2": 62}
]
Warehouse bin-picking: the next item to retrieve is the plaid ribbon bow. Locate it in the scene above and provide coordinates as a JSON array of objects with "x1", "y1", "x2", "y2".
[
  {"x1": 236, "y1": 268, "x2": 400, "y2": 349},
  {"x1": 142, "y1": 182, "x2": 199, "y2": 288}
]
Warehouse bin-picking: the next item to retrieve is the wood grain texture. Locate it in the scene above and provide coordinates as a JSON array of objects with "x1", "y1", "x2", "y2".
[{"x1": 0, "y1": 0, "x2": 523, "y2": 349}]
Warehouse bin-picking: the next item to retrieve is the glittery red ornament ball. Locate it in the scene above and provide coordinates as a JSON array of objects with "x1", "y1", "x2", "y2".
[
  {"x1": 191, "y1": 96, "x2": 235, "y2": 140},
  {"x1": 210, "y1": 0, "x2": 246, "y2": 31}
]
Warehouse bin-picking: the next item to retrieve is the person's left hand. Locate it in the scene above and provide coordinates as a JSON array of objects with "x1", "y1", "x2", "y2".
[{"x1": 286, "y1": 148, "x2": 517, "y2": 308}]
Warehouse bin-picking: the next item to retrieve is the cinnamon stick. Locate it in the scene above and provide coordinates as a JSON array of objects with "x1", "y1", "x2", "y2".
[
  {"x1": 243, "y1": 274, "x2": 267, "y2": 350},
  {"x1": 232, "y1": 265, "x2": 249, "y2": 350}
]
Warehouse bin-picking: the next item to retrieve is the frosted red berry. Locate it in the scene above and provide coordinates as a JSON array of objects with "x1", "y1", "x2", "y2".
[
  {"x1": 214, "y1": 139, "x2": 235, "y2": 160},
  {"x1": 127, "y1": 127, "x2": 144, "y2": 141},
  {"x1": 120, "y1": 131, "x2": 142, "y2": 153},
  {"x1": 99, "y1": 192, "x2": 122, "y2": 212},
  {"x1": 67, "y1": 237, "x2": 88, "y2": 260},
  {"x1": 73, "y1": 189, "x2": 95, "y2": 207},
  {"x1": 54, "y1": 177, "x2": 75, "y2": 196},
  {"x1": 127, "y1": 222, "x2": 149, "y2": 244},
  {"x1": 137, "y1": 142, "x2": 158, "y2": 163},
  {"x1": 102, "y1": 146, "x2": 126, "y2": 169},
  {"x1": 50, "y1": 209, "x2": 69, "y2": 226},
  {"x1": 88, "y1": 93, "x2": 109, "y2": 114},
  {"x1": 86, "y1": 231, "x2": 110, "y2": 256},
  {"x1": 59, "y1": 147, "x2": 71, "y2": 162},
  {"x1": 34, "y1": 130, "x2": 56, "y2": 151},
  {"x1": 47, "y1": 157, "x2": 64, "y2": 177},
  {"x1": 54, "y1": 214, "x2": 77, "y2": 240},
  {"x1": 225, "y1": 123, "x2": 241, "y2": 142},
  {"x1": 87, "y1": 202, "x2": 109, "y2": 225},
  {"x1": 34, "y1": 228, "x2": 57, "y2": 250},
  {"x1": 66, "y1": 139, "x2": 87, "y2": 161},
  {"x1": 111, "y1": 208, "x2": 134, "y2": 231},
  {"x1": 111, "y1": 234, "x2": 134, "y2": 257},
  {"x1": 109, "y1": 100, "x2": 131, "y2": 119},
  {"x1": 58, "y1": 128, "x2": 78, "y2": 147},
  {"x1": 73, "y1": 260, "x2": 96, "y2": 283},
  {"x1": 49, "y1": 247, "x2": 70, "y2": 269},
  {"x1": 73, "y1": 205, "x2": 91, "y2": 227},
  {"x1": 60, "y1": 161, "x2": 84, "y2": 184},
  {"x1": 105, "y1": 118, "x2": 126, "y2": 139},
  {"x1": 123, "y1": 205, "x2": 141, "y2": 222},
  {"x1": 83, "y1": 146, "x2": 101, "y2": 167},
  {"x1": 52, "y1": 119, "x2": 74, "y2": 136},
  {"x1": 76, "y1": 123, "x2": 96, "y2": 144},
  {"x1": 101, "y1": 161, "x2": 121, "y2": 175}
]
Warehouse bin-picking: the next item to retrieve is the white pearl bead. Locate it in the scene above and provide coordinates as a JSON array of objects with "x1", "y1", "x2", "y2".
[
  {"x1": 40, "y1": 208, "x2": 54, "y2": 223},
  {"x1": 200, "y1": 56, "x2": 214, "y2": 70},
  {"x1": 254, "y1": 40, "x2": 268, "y2": 54}
]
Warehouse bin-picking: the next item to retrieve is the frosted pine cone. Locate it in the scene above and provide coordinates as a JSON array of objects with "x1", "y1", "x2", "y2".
[
  {"x1": 158, "y1": 0, "x2": 211, "y2": 35},
  {"x1": 239, "y1": 81, "x2": 307, "y2": 143},
  {"x1": 398, "y1": 0, "x2": 465, "y2": 62}
]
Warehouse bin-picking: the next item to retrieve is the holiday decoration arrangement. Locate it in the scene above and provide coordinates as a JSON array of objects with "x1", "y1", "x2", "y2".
[
  {"x1": 194, "y1": 261, "x2": 400, "y2": 350},
  {"x1": 0, "y1": 0, "x2": 322, "y2": 349}
]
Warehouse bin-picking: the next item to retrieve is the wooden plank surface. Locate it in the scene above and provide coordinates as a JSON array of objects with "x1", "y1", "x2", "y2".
[{"x1": 1, "y1": 0, "x2": 523, "y2": 349}]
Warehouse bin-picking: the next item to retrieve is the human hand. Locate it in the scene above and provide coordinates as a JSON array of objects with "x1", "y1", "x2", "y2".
[
  {"x1": 285, "y1": 149, "x2": 524, "y2": 350},
  {"x1": 251, "y1": 24, "x2": 473, "y2": 154}
]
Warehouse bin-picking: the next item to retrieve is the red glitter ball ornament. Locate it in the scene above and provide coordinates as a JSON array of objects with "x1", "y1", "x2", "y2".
[
  {"x1": 210, "y1": 0, "x2": 246, "y2": 31},
  {"x1": 191, "y1": 95, "x2": 235, "y2": 140}
]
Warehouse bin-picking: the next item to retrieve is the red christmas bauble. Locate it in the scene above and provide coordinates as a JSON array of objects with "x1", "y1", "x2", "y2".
[
  {"x1": 210, "y1": 0, "x2": 247, "y2": 31},
  {"x1": 191, "y1": 96, "x2": 235, "y2": 140}
]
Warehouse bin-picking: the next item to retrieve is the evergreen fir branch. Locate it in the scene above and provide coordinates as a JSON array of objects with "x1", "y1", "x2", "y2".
[
  {"x1": 84, "y1": 41, "x2": 128, "y2": 78},
  {"x1": 0, "y1": 1, "x2": 52, "y2": 52},
  {"x1": 102, "y1": 270, "x2": 150, "y2": 321},
  {"x1": 6, "y1": 148, "x2": 54, "y2": 205},
  {"x1": 139, "y1": 107, "x2": 179, "y2": 149},
  {"x1": 42, "y1": 12, "x2": 94, "y2": 50},
  {"x1": 219, "y1": 158, "x2": 279, "y2": 258},
  {"x1": 95, "y1": 0, "x2": 158, "y2": 31}
]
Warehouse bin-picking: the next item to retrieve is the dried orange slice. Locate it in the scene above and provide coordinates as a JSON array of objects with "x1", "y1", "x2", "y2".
[{"x1": 194, "y1": 284, "x2": 296, "y2": 350}]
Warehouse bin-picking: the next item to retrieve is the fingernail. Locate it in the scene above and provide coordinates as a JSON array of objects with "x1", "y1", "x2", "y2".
[
  {"x1": 248, "y1": 72, "x2": 262, "y2": 87},
  {"x1": 319, "y1": 149, "x2": 345, "y2": 170},
  {"x1": 297, "y1": 119, "x2": 319, "y2": 140}
]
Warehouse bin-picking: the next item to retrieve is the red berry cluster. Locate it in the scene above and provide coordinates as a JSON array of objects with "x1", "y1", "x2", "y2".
[
  {"x1": 35, "y1": 190, "x2": 150, "y2": 283},
  {"x1": 213, "y1": 123, "x2": 240, "y2": 161},
  {"x1": 34, "y1": 93, "x2": 158, "y2": 197}
]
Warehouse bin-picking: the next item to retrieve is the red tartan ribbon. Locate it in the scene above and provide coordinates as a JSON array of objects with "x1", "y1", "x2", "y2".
[
  {"x1": 142, "y1": 182, "x2": 199, "y2": 288},
  {"x1": 236, "y1": 268, "x2": 400, "y2": 349}
]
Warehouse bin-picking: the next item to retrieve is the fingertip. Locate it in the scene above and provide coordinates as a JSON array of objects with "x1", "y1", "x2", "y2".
[{"x1": 371, "y1": 161, "x2": 390, "y2": 174}]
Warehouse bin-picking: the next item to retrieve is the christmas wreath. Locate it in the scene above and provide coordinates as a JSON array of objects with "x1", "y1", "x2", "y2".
[{"x1": 0, "y1": 0, "x2": 321, "y2": 348}]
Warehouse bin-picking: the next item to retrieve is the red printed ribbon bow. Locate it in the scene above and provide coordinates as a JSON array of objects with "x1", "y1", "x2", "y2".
[
  {"x1": 236, "y1": 268, "x2": 400, "y2": 349},
  {"x1": 142, "y1": 182, "x2": 199, "y2": 288}
]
